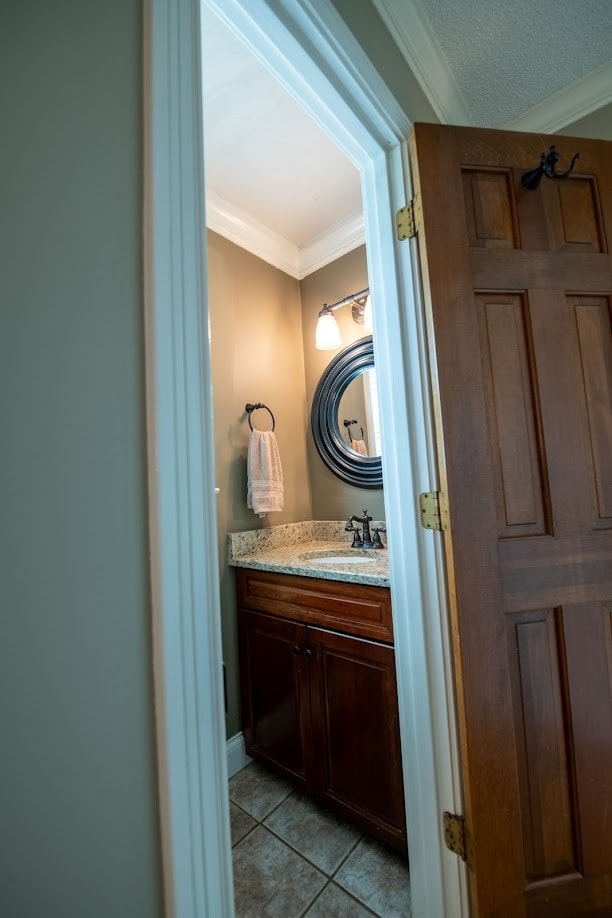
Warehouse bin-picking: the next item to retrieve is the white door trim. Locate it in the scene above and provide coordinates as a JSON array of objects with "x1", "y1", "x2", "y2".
[
  {"x1": 144, "y1": 1, "x2": 234, "y2": 915},
  {"x1": 145, "y1": 1, "x2": 466, "y2": 915}
]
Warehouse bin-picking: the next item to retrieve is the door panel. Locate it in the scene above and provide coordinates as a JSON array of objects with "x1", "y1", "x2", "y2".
[
  {"x1": 563, "y1": 602, "x2": 612, "y2": 876},
  {"x1": 572, "y1": 295, "x2": 612, "y2": 525},
  {"x1": 546, "y1": 177, "x2": 606, "y2": 252},
  {"x1": 306, "y1": 626, "x2": 406, "y2": 851},
  {"x1": 411, "y1": 124, "x2": 612, "y2": 916},
  {"x1": 477, "y1": 292, "x2": 549, "y2": 537},
  {"x1": 238, "y1": 609, "x2": 311, "y2": 783},
  {"x1": 506, "y1": 608, "x2": 577, "y2": 882},
  {"x1": 461, "y1": 167, "x2": 519, "y2": 248}
]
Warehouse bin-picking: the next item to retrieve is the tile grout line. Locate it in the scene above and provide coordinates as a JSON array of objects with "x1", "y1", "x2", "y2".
[
  {"x1": 230, "y1": 785, "x2": 377, "y2": 912},
  {"x1": 230, "y1": 767, "x2": 405, "y2": 918},
  {"x1": 260, "y1": 789, "x2": 368, "y2": 877},
  {"x1": 296, "y1": 879, "x2": 332, "y2": 918},
  {"x1": 327, "y1": 832, "x2": 385, "y2": 915},
  {"x1": 298, "y1": 877, "x2": 381, "y2": 918},
  {"x1": 330, "y1": 829, "x2": 364, "y2": 877},
  {"x1": 228, "y1": 797, "x2": 260, "y2": 848},
  {"x1": 230, "y1": 822, "x2": 258, "y2": 849},
  {"x1": 229, "y1": 780, "x2": 295, "y2": 824},
  {"x1": 259, "y1": 785, "x2": 296, "y2": 821},
  {"x1": 259, "y1": 816, "x2": 360, "y2": 878},
  {"x1": 329, "y1": 882, "x2": 382, "y2": 917}
]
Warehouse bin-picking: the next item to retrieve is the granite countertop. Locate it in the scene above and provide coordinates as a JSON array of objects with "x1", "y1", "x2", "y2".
[{"x1": 227, "y1": 521, "x2": 389, "y2": 587}]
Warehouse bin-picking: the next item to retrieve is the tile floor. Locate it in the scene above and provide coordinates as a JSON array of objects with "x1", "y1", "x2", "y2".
[{"x1": 229, "y1": 761, "x2": 411, "y2": 917}]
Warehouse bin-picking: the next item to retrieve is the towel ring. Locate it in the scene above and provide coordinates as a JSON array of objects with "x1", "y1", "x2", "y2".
[{"x1": 245, "y1": 402, "x2": 275, "y2": 432}]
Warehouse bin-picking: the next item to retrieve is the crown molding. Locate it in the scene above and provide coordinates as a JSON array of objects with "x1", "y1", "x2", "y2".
[
  {"x1": 503, "y1": 60, "x2": 612, "y2": 134},
  {"x1": 299, "y1": 211, "x2": 364, "y2": 278},
  {"x1": 370, "y1": 0, "x2": 471, "y2": 126},
  {"x1": 205, "y1": 191, "x2": 300, "y2": 277},
  {"x1": 205, "y1": 191, "x2": 365, "y2": 279}
]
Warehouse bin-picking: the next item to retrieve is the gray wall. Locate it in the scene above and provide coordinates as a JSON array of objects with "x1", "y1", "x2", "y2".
[
  {"x1": 208, "y1": 232, "x2": 313, "y2": 736},
  {"x1": 300, "y1": 246, "x2": 386, "y2": 521},
  {"x1": 0, "y1": 3, "x2": 162, "y2": 916},
  {"x1": 328, "y1": 0, "x2": 438, "y2": 125},
  {"x1": 561, "y1": 102, "x2": 612, "y2": 140}
]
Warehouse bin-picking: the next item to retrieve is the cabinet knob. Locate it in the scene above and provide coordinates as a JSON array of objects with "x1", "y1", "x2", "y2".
[
  {"x1": 291, "y1": 645, "x2": 302, "y2": 656},
  {"x1": 303, "y1": 648, "x2": 314, "y2": 660}
]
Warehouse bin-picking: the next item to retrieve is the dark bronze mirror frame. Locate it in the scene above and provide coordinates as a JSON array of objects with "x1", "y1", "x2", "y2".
[{"x1": 311, "y1": 336, "x2": 382, "y2": 489}]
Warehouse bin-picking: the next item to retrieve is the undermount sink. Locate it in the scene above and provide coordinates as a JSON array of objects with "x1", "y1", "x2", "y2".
[{"x1": 299, "y1": 549, "x2": 378, "y2": 565}]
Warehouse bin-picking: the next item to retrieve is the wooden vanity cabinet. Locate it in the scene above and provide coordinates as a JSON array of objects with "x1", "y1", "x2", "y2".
[
  {"x1": 237, "y1": 568, "x2": 407, "y2": 853},
  {"x1": 238, "y1": 609, "x2": 313, "y2": 787}
]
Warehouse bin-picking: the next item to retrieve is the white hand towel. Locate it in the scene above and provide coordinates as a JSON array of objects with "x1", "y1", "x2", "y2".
[
  {"x1": 247, "y1": 430, "x2": 284, "y2": 516},
  {"x1": 351, "y1": 438, "x2": 368, "y2": 456}
]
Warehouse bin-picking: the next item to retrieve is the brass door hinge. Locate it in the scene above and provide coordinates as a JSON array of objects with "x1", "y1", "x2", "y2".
[
  {"x1": 443, "y1": 811, "x2": 466, "y2": 861},
  {"x1": 396, "y1": 198, "x2": 420, "y2": 240},
  {"x1": 419, "y1": 491, "x2": 449, "y2": 531}
]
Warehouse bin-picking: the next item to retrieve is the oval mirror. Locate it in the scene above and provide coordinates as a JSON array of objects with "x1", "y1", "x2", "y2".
[{"x1": 311, "y1": 336, "x2": 382, "y2": 488}]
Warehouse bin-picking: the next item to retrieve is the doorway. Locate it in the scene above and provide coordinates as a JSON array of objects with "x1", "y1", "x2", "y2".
[
  {"x1": 202, "y1": 14, "x2": 404, "y2": 903},
  {"x1": 144, "y1": 0, "x2": 465, "y2": 915}
]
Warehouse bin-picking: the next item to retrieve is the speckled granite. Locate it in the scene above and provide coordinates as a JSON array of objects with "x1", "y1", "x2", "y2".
[
  {"x1": 228, "y1": 522, "x2": 317, "y2": 559},
  {"x1": 228, "y1": 521, "x2": 387, "y2": 560},
  {"x1": 227, "y1": 521, "x2": 389, "y2": 587}
]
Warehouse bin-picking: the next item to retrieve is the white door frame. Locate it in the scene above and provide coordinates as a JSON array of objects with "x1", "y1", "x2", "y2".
[{"x1": 144, "y1": 1, "x2": 467, "y2": 916}]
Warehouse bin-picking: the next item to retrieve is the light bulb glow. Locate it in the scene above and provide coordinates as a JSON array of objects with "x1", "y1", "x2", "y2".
[{"x1": 315, "y1": 310, "x2": 341, "y2": 350}]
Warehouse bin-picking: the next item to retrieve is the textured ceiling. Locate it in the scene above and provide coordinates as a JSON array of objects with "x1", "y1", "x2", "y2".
[{"x1": 418, "y1": 0, "x2": 612, "y2": 125}]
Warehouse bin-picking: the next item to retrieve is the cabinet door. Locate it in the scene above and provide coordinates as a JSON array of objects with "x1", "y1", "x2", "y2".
[
  {"x1": 307, "y1": 626, "x2": 407, "y2": 851},
  {"x1": 238, "y1": 608, "x2": 312, "y2": 785}
]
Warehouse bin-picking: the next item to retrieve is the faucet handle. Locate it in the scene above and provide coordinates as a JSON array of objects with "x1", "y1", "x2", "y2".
[
  {"x1": 351, "y1": 528, "x2": 363, "y2": 548},
  {"x1": 371, "y1": 527, "x2": 385, "y2": 548}
]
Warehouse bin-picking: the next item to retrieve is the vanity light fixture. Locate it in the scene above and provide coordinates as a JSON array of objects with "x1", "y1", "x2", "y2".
[
  {"x1": 315, "y1": 304, "x2": 342, "y2": 350},
  {"x1": 314, "y1": 287, "x2": 371, "y2": 350}
]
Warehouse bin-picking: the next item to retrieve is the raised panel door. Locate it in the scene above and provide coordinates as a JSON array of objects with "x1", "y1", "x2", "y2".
[{"x1": 411, "y1": 124, "x2": 612, "y2": 916}]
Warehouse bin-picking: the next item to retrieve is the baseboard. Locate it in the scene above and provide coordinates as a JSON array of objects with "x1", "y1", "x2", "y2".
[{"x1": 226, "y1": 732, "x2": 253, "y2": 779}]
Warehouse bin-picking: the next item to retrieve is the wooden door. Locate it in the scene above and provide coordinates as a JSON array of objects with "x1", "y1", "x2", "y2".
[
  {"x1": 411, "y1": 124, "x2": 612, "y2": 916},
  {"x1": 307, "y1": 626, "x2": 407, "y2": 852},
  {"x1": 238, "y1": 608, "x2": 312, "y2": 785}
]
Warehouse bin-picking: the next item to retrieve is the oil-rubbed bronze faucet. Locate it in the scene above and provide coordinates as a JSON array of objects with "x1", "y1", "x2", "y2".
[{"x1": 345, "y1": 511, "x2": 385, "y2": 549}]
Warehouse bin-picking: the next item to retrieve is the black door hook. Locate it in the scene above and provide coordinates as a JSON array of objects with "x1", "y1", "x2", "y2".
[{"x1": 521, "y1": 145, "x2": 580, "y2": 191}]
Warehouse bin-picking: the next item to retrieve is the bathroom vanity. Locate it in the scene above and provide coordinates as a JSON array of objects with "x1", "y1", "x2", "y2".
[{"x1": 230, "y1": 524, "x2": 406, "y2": 853}]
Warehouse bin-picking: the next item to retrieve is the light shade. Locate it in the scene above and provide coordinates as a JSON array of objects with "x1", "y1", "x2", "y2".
[
  {"x1": 315, "y1": 309, "x2": 341, "y2": 350},
  {"x1": 363, "y1": 294, "x2": 373, "y2": 332}
]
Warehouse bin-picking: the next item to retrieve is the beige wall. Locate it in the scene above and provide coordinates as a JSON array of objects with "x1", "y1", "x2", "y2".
[
  {"x1": 209, "y1": 236, "x2": 389, "y2": 735},
  {"x1": 208, "y1": 231, "x2": 313, "y2": 735},
  {"x1": 300, "y1": 245, "x2": 385, "y2": 521}
]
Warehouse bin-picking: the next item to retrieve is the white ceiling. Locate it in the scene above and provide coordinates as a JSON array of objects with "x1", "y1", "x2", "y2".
[
  {"x1": 201, "y1": 5, "x2": 363, "y2": 279},
  {"x1": 201, "y1": 1, "x2": 612, "y2": 279}
]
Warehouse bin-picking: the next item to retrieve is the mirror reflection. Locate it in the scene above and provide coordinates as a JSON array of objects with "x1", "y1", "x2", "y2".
[
  {"x1": 338, "y1": 368, "x2": 382, "y2": 458},
  {"x1": 311, "y1": 336, "x2": 383, "y2": 488}
]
